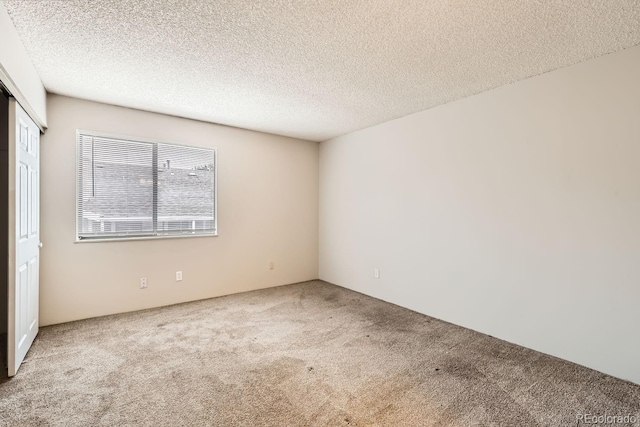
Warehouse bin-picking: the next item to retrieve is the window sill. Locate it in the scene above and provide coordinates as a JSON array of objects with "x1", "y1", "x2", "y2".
[{"x1": 74, "y1": 232, "x2": 218, "y2": 243}]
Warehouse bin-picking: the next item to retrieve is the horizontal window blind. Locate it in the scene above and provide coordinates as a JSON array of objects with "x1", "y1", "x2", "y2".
[{"x1": 77, "y1": 131, "x2": 216, "y2": 240}]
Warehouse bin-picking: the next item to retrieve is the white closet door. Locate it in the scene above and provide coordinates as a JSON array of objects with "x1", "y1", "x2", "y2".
[{"x1": 7, "y1": 99, "x2": 40, "y2": 377}]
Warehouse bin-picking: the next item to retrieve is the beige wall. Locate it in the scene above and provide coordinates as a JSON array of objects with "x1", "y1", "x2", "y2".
[
  {"x1": 319, "y1": 45, "x2": 640, "y2": 385},
  {"x1": 0, "y1": 1, "x2": 47, "y2": 128},
  {"x1": 41, "y1": 94, "x2": 318, "y2": 326}
]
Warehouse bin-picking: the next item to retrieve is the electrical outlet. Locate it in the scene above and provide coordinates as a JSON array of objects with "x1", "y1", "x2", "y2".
[
  {"x1": 269, "y1": 261, "x2": 275, "y2": 270},
  {"x1": 374, "y1": 268, "x2": 380, "y2": 279},
  {"x1": 140, "y1": 278, "x2": 148, "y2": 289},
  {"x1": 176, "y1": 271, "x2": 183, "y2": 281}
]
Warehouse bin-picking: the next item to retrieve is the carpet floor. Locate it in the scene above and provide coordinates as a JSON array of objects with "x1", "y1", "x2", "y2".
[{"x1": 0, "y1": 280, "x2": 638, "y2": 426}]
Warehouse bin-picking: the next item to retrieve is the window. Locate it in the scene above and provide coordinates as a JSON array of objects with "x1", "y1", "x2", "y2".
[{"x1": 76, "y1": 131, "x2": 216, "y2": 241}]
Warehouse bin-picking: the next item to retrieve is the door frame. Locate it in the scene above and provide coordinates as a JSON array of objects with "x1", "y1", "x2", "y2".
[{"x1": 0, "y1": 89, "x2": 8, "y2": 373}]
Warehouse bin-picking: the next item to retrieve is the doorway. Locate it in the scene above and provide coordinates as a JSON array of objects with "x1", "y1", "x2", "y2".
[{"x1": 0, "y1": 89, "x2": 9, "y2": 376}]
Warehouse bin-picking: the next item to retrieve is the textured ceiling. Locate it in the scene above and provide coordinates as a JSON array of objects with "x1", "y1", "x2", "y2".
[{"x1": 4, "y1": 1, "x2": 640, "y2": 142}]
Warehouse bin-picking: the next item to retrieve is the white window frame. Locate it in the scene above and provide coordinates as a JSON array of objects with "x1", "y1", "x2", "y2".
[{"x1": 75, "y1": 129, "x2": 218, "y2": 243}]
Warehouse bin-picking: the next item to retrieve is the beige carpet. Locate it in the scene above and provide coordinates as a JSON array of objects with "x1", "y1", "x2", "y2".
[{"x1": 1, "y1": 280, "x2": 639, "y2": 426}]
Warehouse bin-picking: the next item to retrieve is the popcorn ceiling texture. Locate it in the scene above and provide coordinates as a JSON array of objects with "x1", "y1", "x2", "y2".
[{"x1": 4, "y1": 0, "x2": 640, "y2": 141}]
